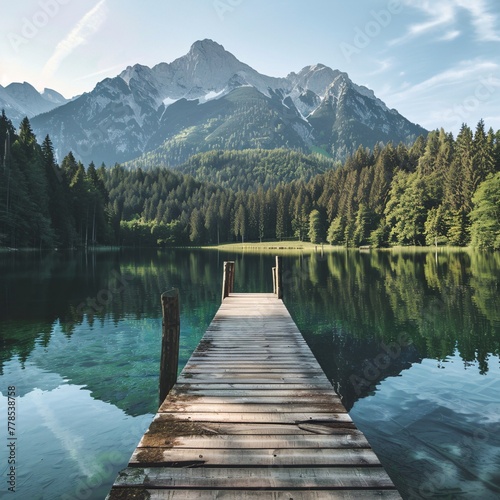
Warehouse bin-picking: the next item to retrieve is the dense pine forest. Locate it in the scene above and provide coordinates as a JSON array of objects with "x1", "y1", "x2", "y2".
[{"x1": 1, "y1": 110, "x2": 499, "y2": 250}]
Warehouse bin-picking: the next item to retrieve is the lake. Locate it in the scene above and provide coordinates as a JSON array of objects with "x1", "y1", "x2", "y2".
[{"x1": 0, "y1": 248, "x2": 499, "y2": 499}]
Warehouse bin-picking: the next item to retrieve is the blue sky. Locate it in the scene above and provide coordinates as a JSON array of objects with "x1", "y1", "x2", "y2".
[{"x1": 1, "y1": 0, "x2": 499, "y2": 135}]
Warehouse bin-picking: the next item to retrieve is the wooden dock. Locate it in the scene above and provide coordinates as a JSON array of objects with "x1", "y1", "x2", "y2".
[{"x1": 107, "y1": 262, "x2": 401, "y2": 498}]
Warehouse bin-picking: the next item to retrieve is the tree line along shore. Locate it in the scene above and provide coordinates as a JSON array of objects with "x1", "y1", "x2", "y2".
[{"x1": 1, "y1": 111, "x2": 499, "y2": 250}]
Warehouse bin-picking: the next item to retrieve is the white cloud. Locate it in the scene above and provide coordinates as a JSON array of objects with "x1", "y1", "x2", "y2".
[
  {"x1": 390, "y1": 59, "x2": 499, "y2": 101},
  {"x1": 380, "y1": 59, "x2": 500, "y2": 134},
  {"x1": 390, "y1": 0, "x2": 500, "y2": 45},
  {"x1": 42, "y1": 0, "x2": 109, "y2": 79},
  {"x1": 369, "y1": 59, "x2": 393, "y2": 76},
  {"x1": 457, "y1": 0, "x2": 500, "y2": 41},
  {"x1": 439, "y1": 30, "x2": 461, "y2": 41}
]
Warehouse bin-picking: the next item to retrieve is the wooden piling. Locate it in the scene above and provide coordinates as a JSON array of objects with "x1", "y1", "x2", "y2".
[
  {"x1": 221, "y1": 261, "x2": 235, "y2": 301},
  {"x1": 159, "y1": 288, "x2": 180, "y2": 404},
  {"x1": 275, "y1": 256, "x2": 283, "y2": 299}
]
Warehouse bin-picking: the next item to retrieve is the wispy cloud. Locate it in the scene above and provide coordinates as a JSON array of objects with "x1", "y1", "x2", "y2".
[
  {"x1": 42, "y1": 0, "x2": 109, "y2": 79},
  {"x1": 390, "y1": 0, "x2": 500, "y2": 45},
  {"x1": 369, "y1": 59, "x2": 393, "y2": 76},
  {"x1": 75, "y1": 63, "x2": 131, "y2": 82},
  {"x1": 460, "y1": 0, "x2": 500, "y2": 41},
  {"x1": 439, "y1": 30, "x2": 461, "y2": 41},
  {"x1": 390, "y1": 59, "x2": 499, "y2": 101}
]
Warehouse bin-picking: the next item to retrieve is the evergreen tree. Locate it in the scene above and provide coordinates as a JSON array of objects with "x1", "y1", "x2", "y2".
[
  {"x1": 189, "y1": 208, "x2": 205, "y2": 244},
  {"x1": 327, "y1": 216, "x2": 346, "y2": 245},
  {"x1": 12, "y1": 117, "x2": 54, "y2": 247},
  {"x1": 424, "y1": 205, "x2": 448, "y2": 246},
  {"x1": 470, "y1": 173, "x2": 500, "y2": 249},
  {"x1": 276, "y1": 192, "x2": 285, "y2": 240},
  {"x1": 41, "y1": 135, "x2": 76, "y2": 246},
  {"x1": 353, "y1": 203, "x2": 371, "y2": 246},
  {"x1": 473, "y1": 120, "x2": 495, "y2": 183},
  {"x1": 385, "y1": 172, "x2": 428, "y2": 245},
  {"x1": 234, "y1": 204, "x2": 247, "y2": 243},
  {"x1": 308, "y1": 209, "x2": 322, "y2": 244}
]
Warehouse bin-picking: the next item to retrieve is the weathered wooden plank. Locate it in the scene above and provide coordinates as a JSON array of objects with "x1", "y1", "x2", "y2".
[
  {"x1": 152, "y1": 412, "x2": 353, "y2": 424},
  {"x1": 193, "y1": 344, "x2": 310, "y2": 350},
  {"x1": 178, "y1": 374, "x2": 326, "y2": 379},
  {"x1": 160, "y1": 403, "x2": 347, "y2": 414},
  {"x1": 168, "y1": 386, "x2": 340, "y2": 403},
  {"x1": 108, "y1": 489, "x2": 402, "y2": 499},
  {"x1": 139, "y1": 421, "x2": 361, "y2": 443},
  {"x1": 176, "y1": 378, "x2": 331, "y2": 385},
  {"x1": 181, "y1": 367, "x2": 325, "y2": 374},
  {"x1": 112, "y1": 466, "x2": 397, "y2": 489},
  {"x1": 173, "y1": 383, "x2": 335, "y2": 391},
  {"x1": 203, "y1": 338, "x2": 304, "y2": 341},
  {"x1": 138, "y1": 432, "x2": 371, "y2": 449},
  {"x1": 177, "y1": 378, "x2": 331, "y2": 386},
  {"x1": 130, "y1": 447, "x2": 382, "y2": 467},
  {"x1": 189, "y1": 350, "x2": 314, "y2": 356},
  {"x1": 183, "y1": 363, "x2": 320, "y2": 369},
  {"x1": 167, "y1": 393, "x2": 342, "y2": 404},
  {"x1": 186, "y1": 357, "x2": 319, "y2": 362},
  {"x1": 186, "y1": 356, "x2": 318, "y2": 361},
  {"x1": 178, "y1": 372, "x2": 329, "y2": 380}
]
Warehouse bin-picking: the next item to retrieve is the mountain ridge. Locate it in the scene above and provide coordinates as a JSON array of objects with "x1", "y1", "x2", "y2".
[
  {"x1": 28, "y1": 39, "x2": 426, "y2": 165},
  {"x1": 0, "y1": 82, "x2": 69, "y2": 123}
]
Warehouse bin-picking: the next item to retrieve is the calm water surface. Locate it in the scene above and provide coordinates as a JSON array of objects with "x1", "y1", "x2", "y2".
[{"x1": 0, "y1": 249, "x2": 499, "y2": 499}]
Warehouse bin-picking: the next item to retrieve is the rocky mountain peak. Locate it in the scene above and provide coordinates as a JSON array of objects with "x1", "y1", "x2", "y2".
[
  {"x1": 28, "y1": 39, "x2": 426, "y2": 166},
  {"x1": 188, "y1": 39, "x2": 227, "y2": 58},
  {"x1": 289, "y1": 65, "x2": 344, "y2": 98},
  {"x1": 41, "y1": 88, "x2": 68, "y2": 104}
]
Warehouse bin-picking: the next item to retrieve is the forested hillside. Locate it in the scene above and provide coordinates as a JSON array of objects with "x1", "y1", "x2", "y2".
[
  {"x1": 169, "y1": 149, "x2": 337, "y2": 191},
  {"x1": 0, "y1": 111, "x2": 112, "y2": 248},
  {"x1": 1, "y1": 110, "x2": 499, "y2": 250},
  {"x1": 107, "y1": 122, "x2": 500, "y2": 249}
]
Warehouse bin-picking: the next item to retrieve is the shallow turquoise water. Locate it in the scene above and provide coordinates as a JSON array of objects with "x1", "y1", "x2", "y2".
[{"x1": 0, "y1": 249, "x2": 499, "y2": 499}]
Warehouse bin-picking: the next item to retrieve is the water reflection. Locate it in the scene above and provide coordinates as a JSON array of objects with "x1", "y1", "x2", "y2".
[
  {"x1": 1, "y1": 354, "x2": 152, "y2": 500},
  {"x1": 282, "y1": 249, "x2": 500, "y2": 499},
  {"x1": 0, "y1": 248, "x2": 499, "y2": 499},
  {"x1": 1, "y1": 249, "x2": 499, "y2": 410},
  {"x1": 284, "y1": 251, "x2": 500, "y2": 402}
]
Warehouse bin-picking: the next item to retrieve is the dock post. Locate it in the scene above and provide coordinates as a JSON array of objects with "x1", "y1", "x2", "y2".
[
  {"x1": 159, "y1": 288, "x2": 180, "y2": 405},
  {"x1": 272, "y1": 266, "x2": 277, "y2": 294},
  {"x1": 275, "y1": 256, "x2": 283, "y2": 299},
  {"x1": 221, "y1": 261, "x2": 235, "y2": 301}
]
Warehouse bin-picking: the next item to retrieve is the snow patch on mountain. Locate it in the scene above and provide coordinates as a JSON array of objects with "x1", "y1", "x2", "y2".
[
  {"x1": 163, "y1": 97, "x2": 177, "y2": 107},
  {"x1": 200, "y1": 88, "x2": 227, "y2": 103}
]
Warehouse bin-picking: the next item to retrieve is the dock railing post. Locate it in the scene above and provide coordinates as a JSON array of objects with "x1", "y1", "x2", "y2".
[
  {"x1": 275, "y1": 256, "x2": 283, "y2": 299},
  {"x1": 221, "y1": 261, "x2": 235, "y2": 301},
  {"x1": 159, "y1": 288, "x2": 180, "y2": 405}
]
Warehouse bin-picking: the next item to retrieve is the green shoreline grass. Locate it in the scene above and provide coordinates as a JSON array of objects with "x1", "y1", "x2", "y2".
[
  {"x1": 0, "y1": 243, "x2": 478, "y2": 254},
  {"x1": 200, "y1": 241, "x2": 473, "y2": 254}
]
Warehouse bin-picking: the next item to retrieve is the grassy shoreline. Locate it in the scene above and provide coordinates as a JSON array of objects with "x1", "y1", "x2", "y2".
[
  {"x1": 0, "y1": 243, "x2": 478, "y2": 254},
  {"x1": 200, "y1": 241, "x2": 472, "y2": 254}
]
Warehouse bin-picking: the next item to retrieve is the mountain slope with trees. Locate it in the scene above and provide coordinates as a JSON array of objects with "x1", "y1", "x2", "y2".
[
  {"x1": 105, "y1": 121, "x2": 500, "y2": 249},
  {"x1": 2, "y1": 110, "x2": 499, "y2": 250},
  {"x1": 167, "y1": 149, "x2": 338, "y2": 192}
]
